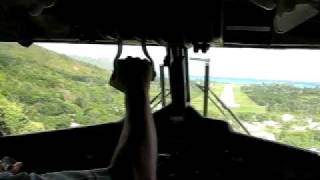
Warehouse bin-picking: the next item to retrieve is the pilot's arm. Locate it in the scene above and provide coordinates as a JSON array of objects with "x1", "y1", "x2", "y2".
[
  {"x1": 109, "y1": 57, "x2": 157, "y2": 180},
  {"x1": 1, "y1": 57, "x2": 157, "y2": 180}
]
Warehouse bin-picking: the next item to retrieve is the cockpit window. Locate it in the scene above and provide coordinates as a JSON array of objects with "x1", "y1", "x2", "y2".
[
  {"x1": 189, "y1": 48, "x2": 320, "y2": 153},
  {"x1": 0, "y1": 42, "x2": 166, "y2": 136},
  {"x1": 0, "y1": 43, "x2": 107, "y2": 135},
  {"x1": 0, "y1": 43, "x2": 319, "y2": 153}
]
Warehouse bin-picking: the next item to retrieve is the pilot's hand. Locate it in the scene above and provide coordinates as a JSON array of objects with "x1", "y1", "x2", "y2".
[
  {"x1": 110, "y1": 57, "x2": 154, "y2": 93},
  {"x1": 0, "y1": 156, "x2": 23, "y2": 175}
]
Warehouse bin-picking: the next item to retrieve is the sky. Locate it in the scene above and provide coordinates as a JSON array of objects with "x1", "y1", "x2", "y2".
[{"x1": 37, "y1": 43, "x2": 320, "y2": 83}]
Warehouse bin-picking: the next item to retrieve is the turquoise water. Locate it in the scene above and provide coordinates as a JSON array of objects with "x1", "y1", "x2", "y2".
[{"x1": 190, "y1": 76, "x2": 320, "y2": 88}]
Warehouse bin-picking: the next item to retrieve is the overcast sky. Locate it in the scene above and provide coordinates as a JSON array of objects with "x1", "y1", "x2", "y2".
[{"x1": 37, "y1": 43, "x2": 320, "y2": 82}]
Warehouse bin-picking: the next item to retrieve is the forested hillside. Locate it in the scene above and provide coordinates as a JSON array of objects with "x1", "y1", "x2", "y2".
[{"x1": 0, "y1": 43, "x2": 125, "y2": 135}]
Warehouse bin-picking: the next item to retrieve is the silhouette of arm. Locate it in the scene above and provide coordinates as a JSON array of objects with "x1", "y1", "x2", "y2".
[{"x1": 109, "y1": 58, "x2": 157, "y2": 180}]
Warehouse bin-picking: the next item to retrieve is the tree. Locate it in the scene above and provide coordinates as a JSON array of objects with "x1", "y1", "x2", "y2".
[{"x1": 0, "y1": 95, "x2": 29, "y2": 134}]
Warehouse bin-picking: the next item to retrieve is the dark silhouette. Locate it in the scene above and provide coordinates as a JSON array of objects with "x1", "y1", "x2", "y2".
[{"x1": 0, "y1": 57, "x2": 157, "y2": 180}]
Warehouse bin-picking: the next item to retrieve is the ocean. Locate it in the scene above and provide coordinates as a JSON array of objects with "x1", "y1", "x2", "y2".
[{"x1": 190, "y1": 76, "x2": 320, "y2": 88}]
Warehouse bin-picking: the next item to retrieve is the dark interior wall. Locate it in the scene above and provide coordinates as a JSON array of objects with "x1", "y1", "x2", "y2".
[
  {"x1": 0, "y1": 0, "x2": 223, "y2": 45},
  {"x1": 0, "y1": 110, "x2": 319, "y2": 179},
  {"x1": 0, "y1": 123, "x2": 122, "y2": 173}
]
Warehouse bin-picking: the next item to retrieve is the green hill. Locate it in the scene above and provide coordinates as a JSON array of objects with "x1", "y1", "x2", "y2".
[
  {"x1": 71, "y1": 55, "x2": 114, "y2": 70},
  {"x1": 0, "y1": 43, "x2": 125, "y2": 135}
]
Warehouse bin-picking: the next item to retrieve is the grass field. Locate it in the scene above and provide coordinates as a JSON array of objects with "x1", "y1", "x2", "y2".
[
  {"x1": 190, "y1": 83, "x2": 265, "y2": 119},
  {"x1": 232, "y1": 85, "x2": 266, "y2": 113}
]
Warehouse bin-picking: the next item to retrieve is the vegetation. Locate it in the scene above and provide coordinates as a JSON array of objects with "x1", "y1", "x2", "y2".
[
  {"x1": 0, "y1": 42, "x2": 319, "y2": 151},
  {"x1": 0, "y1": 43, "x2": 125, "y2": 135},
  {"x1": 242, "y1": 84, "x2": 320, "y2": 120},
  {"x1": 240, "y1": 84, "x2": 320, "y2": 149}
]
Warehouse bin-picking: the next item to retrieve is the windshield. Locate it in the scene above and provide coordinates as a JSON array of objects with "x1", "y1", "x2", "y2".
[
  {"x1": 0, "y1": 42, "x2": 319, "y2": 153},
  {"x1": 189, "y1": 48, "x2": 320, "y2": 153}
]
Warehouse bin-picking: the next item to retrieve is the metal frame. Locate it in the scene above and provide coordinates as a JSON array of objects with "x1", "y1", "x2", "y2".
[
  {"x1": 160, "y1": 64, "x2": 166, "y2": 107},
  {"x1": 189, "y1": 58, "x2": 210, "y2": 117},
  {"x1": 195, "y1": 84, "x2": 251, "y2": 135},
  {"x1": 203, "y1": 63, "x2": 210, "y2": 117},
  {"x1": 166, "y1": 45, "x2": 190, "y2": 115}
]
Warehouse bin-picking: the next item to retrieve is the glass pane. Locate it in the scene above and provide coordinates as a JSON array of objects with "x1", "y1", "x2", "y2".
[
  {"x1": 2, "y1": 42, "x2": 320, "y2": 154},
  {"x1": 0, "y1": 42, "x2": 165, "y2": 136},
  {"x1": 189, "y1": 48, "x2": 320, "y2": 153}
]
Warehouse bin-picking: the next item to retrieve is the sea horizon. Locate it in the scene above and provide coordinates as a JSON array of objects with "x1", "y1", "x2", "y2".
[{"x1": 190, "y1": 76, "x2": 320, "y2": 88}]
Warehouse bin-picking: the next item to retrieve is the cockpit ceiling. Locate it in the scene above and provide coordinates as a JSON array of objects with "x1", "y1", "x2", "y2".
[{"x1": 1, "y1": 0, "x2": 320, "y2": 48}]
